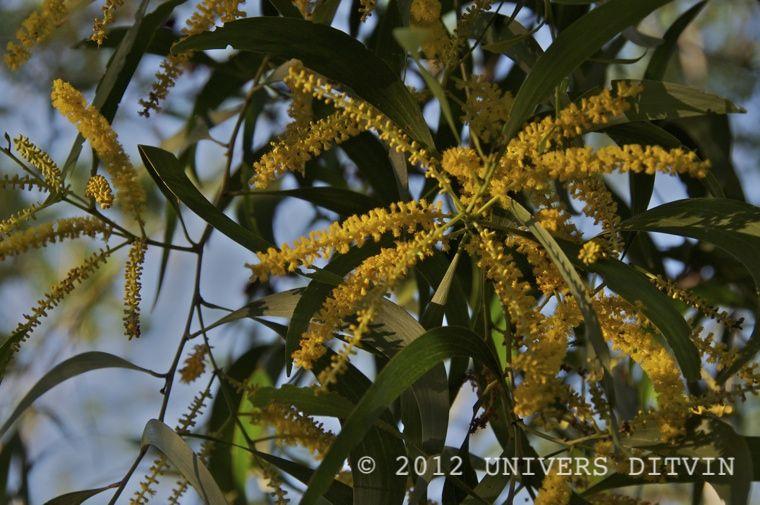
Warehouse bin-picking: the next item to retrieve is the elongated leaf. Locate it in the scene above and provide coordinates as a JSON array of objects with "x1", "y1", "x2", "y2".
[
  {"x1": 504, "y1": 0, "x2": 671, "y2": 138},
  {"x1": 644, "y1": 1, "x2": 706, "y2": 80},
  {"x1": 590, "y1": 259, "x2": 700, "y2": 382},
  {"x1": 618, "y1": 80, "x2": 745, "y2": 122},
  {"x1": 138, "y1": 145, "x2": 271, "y2": 252},
  {"x1": 43, "y1": 484, "x2": 117, "y2": 505},
  {"x1": 255, "y1": 451, "x2": 353, "y2": 505},
  {"x1": 140, "y1": 419, "x2": 227, "y2": 505},
  {"x1": 621, "y1": 198, "x2": 760, "y2": 381},
  {"x1": 341, "y1": 133, "x2": 401, "y2": 204},
  {"x1": 232, "y1": 369, "x2": 271, "y2": 499},
  {"x1": 0, "y1": 352, "x2": 158, "y2": 438},
  {"x1": 301, "y1": 326, "x2": 502, "y2": 505},
  {"x1": 174, "y1": 17, "x2": 433, "y2": 148},
  {"x1": 250, "y1": 385, "x2": 355, "y2": 418}
]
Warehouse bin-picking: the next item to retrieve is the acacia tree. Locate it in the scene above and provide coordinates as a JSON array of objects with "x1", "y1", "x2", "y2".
[{"x1": 1, "y1": 0, "x2": 759, "y2": 503}]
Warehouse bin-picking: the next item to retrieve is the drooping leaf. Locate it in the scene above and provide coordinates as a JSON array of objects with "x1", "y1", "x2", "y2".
[
  {"x1": 43, "y1": 484, "x2": 117, "y2": 505},
  {"x1": 138, "y1": 145, "x2": 272, "y2": 252},
  {"x1": 140, "y1": 419, "x2": 228, "y2": 505},
  {"x1": 300, "y1": 326, "x2": 502, "y2": 504},
  {"x1": 617, "y1": 80, "x2": 745, "y2": 122},
  {"x1": 1, "y1": 352, "x2": 159, "y2": 438},
  {"x1": 174, "y1": 17, "x2": 434, "y2": 148},
  {"x1": 644, "y1": 1, "x2": 706, "y2": 80}
]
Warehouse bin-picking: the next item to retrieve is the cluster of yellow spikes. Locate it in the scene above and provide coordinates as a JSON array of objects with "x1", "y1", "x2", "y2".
[{"x1": 246, "y1": 62, "x2": 745, "y2": 460}]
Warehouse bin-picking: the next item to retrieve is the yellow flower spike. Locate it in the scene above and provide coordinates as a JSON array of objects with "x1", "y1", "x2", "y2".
[
  {"x1": 513, "y1": 299, "x2": 582, "y2": 417},
  {"x1": 0, "y1": 217, "x2": 111, "y2": 260},
  {"x1": 293, "y1": 229, "x2": 444, "y2": 369},
  {"x1": 91, "y1": 0, "x2": 125, "y2": 45},
  {"x1": 0, "y1": 204, "x2": 44, "y2": 237},
  {"x1": 410, "y1": 0, "x2": 441, "y2": 25},
  {"x1": 0, "y1": 174, "x2": 49, "y2": 192},
  {"x1": 13, "y1": 135, "x2": 63, "y2": 191},
  {"x1": 317, "y1": 304, "x2": 376, "y2": 391},
  {"x1": 254, "y1": 403, "x2": 335, "y2": 459},
  {"x1": 578, "y1": 240, "x2": 603, "y2": 265},
  {"x1": 359, "y1": 0, "x2": 377, "y2": 21},
  {"x1": 283, "y1": 65, "x2": 437, "y2": 172},
  {"x1": 459, "y1": 75, "x2": 514, "y2": 143},
  {"x1": 466, "y1": 228, "x2": 540, "y2": 340},
  {"x1": 651, "y1": 275, "x2": 741, "y2": 330},
  {"x1": 123, "y1": 239, "x2": 147, "y2": 339},
  {"x1": 251, "y1": 109, "x2": 362, "y2": 188},
  {"x1": 247, "y1": 199, "x2": 443, "y2": 281},
  {"x1": 3, "y1": 0, "x2": 69, "y2": 71},
  {"x1": 507, "y1": 235, "x2": 566, "y2": 296},
  {"x1": 8, "y1": 248, "x2": 111, "y2": 363},
  {"x1": 179, "y1": 344, "x2": 209, "y2": 383},
  {"x1": 595, "y1": 295, "x2": 690, "y2": 440},
  {"x1": 51, "y1": 80, "x2": 146, "y2": 223},
  {"x1": 535, "y1": 469, "x2": 571, "y2": 505},
  {"x1": 569, "y1": 177, "x2": 624, "y2": 255},
  {"x1": 85, "y1": 175, "x2": 115, "y2": 209},
  {"x1": 140, "y1": 0, "x2": 246, "y2": 115}
]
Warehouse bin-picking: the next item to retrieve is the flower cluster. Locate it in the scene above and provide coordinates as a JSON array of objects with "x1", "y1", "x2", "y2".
[
  {"x1": 247, "y1": 199, "x2": 443, "y2": 280},
  {"x1": 4, "y1": 0, "x2": 68, "y2": 70},
  {"x1": 13, "y1": 135, "x2": 62, "y2": 191},
  {"x1": 140, "y1": 0, "x2": 246, "y2": 115},
  {"x1": 254, "y1": 403, "x2": 335, "y2": 458},
  {"x1": 51, "y1": 80, "x2": 146, "y2": 223},
  {"x1": 123, "y1": 240, "x2": 147, "y2": 339},
  {"x1": 91, "y1": 0, "x2": 125, "y2": 45},
  {"x1": 85, "y1": 175, "x2": 115, "y2": 209}
]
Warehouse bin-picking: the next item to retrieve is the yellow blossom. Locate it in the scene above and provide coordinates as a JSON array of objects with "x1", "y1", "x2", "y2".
[
  {"x1": 123, "y1": 240, "x2": 147, "y2": 339},
  {"x1": 284, "y1": 65, "x2": 437, "y2": 171},
  {"x1": 251, "y1": 109, "x2": 362, "y2": 188},
  {"x1": 255, "y1": 403, "x2": 335, "y2": 458},
  {"x1": 51, "y1": 80, "x2": 146, "y2": 223},
  {"x1": 513, "y1": 299, "x2": 582, "y2": 417},
  {"x1": 317, "y1": 304, "x2": 376, "y2": 390},
  {"x1": 294, "y1": 229, "x2": 444, "y2": 369},
  {"x1": 410, "y1": 0, "x2": 441, "y2": 25},
  {"x1": 507, "y1": 235, "x2": 566, "y2": 296},
  {"x1": 569, "y1": 177, "x2": 623, "y2": 254},
  {"x1": 91, "y1": 0, "x2": 125, "y2": 45},
  {"x1": 459, "y1": 75, "x2": 513, "y2": 143},
  {"x1": 85, "y1": 175, "x2": 115, "y2": 209},
  {"x1": 535, "y1": 470, "x2": 571, "y2": 505},
  {"x1": 13, "y1": 135, "x2": 63, "y2": 191},
  {"x1": 359, "y1": 0, "x2": 376, "y2": 21},
  {"x1": 5, "y1": 249, "x2": 111, "y2": 364},
  {"x1": 579, "y1": 240, "x2": 603, "y2": 265},
  {"x1": 179, "y1": 344, "x2": 209, "y2": 383},
  {"x1": 4, "y1": 0, "x2": 68, "y2": 71},
  {"x1": 247, "y1": 199, "x2": 443, "y2": 281},
  {"x1": 0, "y1": 217, "x2": 111, "y2": 260},
  {"x1": 651, "y1": 275, "x2": 741, "y2": 330},
  {"x1": 0, "y1": 204, "x2": 44, "y2": 237},
  {"x1": 139, "y1": 0, "x2": 246, "y2": 115},
  {"x1": 0, "y1": 174, "x2": 48, "y2": 192},
  {"x1": 467, "y1": 228, "x2": 539, "y2": 340},
  {"x1": 595, "y1": 295, "x2": 690, "y2": 440}
]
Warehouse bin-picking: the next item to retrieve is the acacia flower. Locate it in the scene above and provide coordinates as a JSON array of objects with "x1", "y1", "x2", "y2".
[
  {"x1": 85, "y1": 175, "x2": 115, "y2": 209},
  {"x1": 4, "y1": 0, "x2": 68, "y2": 71},
  {"x1": 51, "y1": 80, "x2": 146, "y2": 223}
]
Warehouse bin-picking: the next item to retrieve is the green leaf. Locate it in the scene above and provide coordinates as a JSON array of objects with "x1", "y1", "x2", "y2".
[
  {"x1": 43, "y1": 485, "x2": 117, "y2": 505},
  {"x1": 341, "y1": 133, "x2": 401, "y2": 204},
  {"x1": 644, "y1": 1, "x2": 706, "y2": 80},
  {"x1": 231, "y1": 369, "x2": 272, "y2": 499},
  {"x1": 301, "y1": 326, "x2": 502, "y2": 505},
  {"x1": 250, "y1": 187, "x2": 381, "y2": 217},
  {"x1": 621, "y1": 198, "x2": 760, "y2": 381},
  {"x1": 589, "y1": 259, "x2": 700, "y2": 382},
  {"x1": 174, "y1": 17, "x2": 433, "y2": 148},
  {"x1": 251, "y1": 385, "x2": 355, "y2": 419},
  {"x1": 140, "y1": 419, "x2": 228, "y2": 505},
  {"x1": 1, "y1": 352, "x2": 159, "y2": 438},
  {"x1": 138, "y1": 145, "x2": 271, "y2": 252},
  {"x1": 503, "y1": 0, "x2": 671, "y2": 138},
  {"x1": 617, "y1": 80, "x2": 745, "y2": 122}
]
